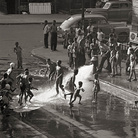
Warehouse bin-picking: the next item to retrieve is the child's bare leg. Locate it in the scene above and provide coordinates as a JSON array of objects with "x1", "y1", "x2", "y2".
[
  {"x1": 70, "y1": 93, "x2": 73, "y2": 103},
  {"x1": 70, "y1": 96, "x2": 77, "y2": 104},
  {"x1": 78, "y1": 95, "x2": 82, "y2": 104}
]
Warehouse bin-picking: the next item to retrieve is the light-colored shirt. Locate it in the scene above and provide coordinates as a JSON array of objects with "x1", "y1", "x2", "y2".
[
  {"x1": 97, "y1": 31, "x2": 104, "y2": 41},
  {"x1": 43, "y1": 24, "x2": 49, "y2": 34}
]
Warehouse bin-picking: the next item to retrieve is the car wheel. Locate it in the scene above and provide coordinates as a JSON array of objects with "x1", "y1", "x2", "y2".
[{"x1": 118, "y1": 32, "x2": 128, "y2": 43}]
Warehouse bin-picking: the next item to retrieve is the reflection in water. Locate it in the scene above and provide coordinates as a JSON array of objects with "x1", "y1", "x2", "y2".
[
  {"x1": 91, "y1": 104, "x2": 97, "y2": 124},
  {"x1": 1, "y1": 116, "x2": 14, "y2": 138}
]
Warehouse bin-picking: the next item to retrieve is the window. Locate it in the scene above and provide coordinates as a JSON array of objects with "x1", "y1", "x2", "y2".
[
  {"x1": 120, "y1": 3, "x2": 129, "y2": 8},
  {"x1": 98, "y1": 19, "x2": 107, "y2": 25},
  {"x1": 103, "y1": 2, "x2": 111, "y2": 9},
  {"x1": 111, "y1": 4, "x2": 120, "y2": 9}
]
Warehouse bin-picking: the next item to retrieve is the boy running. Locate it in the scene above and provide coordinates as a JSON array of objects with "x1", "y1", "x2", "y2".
[
  {"x1": 16, "y1": 68, "x2": 30, "y2": 105},
  {"x1": 70, "y1": 81, "x2": 85, "y2": 106},
  {"x1": 25, "y1": 77, "x2": 38, "y2": 102},
  {"x1": 64, "y1": 69, "x2": 78, "y2": 104}
]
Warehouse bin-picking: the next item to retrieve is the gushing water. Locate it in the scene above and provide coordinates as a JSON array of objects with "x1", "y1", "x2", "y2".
[{"x1": 34, "y1": 65, "x2": 94, "y2": 103}]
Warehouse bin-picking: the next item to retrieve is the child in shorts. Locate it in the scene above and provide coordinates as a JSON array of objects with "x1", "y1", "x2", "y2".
[
  {"x1": 93, "y1": 73, "x2": 100, "y2": 103},
  {"x1": 25, "y1": 77, "x2": 38, "y2": 102},
  {"x1": 70, "y1": 81, "x2": 85, "y2": 105}
]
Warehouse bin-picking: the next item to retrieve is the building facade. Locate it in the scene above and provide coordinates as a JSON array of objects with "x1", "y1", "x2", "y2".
[{"x1": 2, "y1": 0, "x2": 97, "y2": 14}]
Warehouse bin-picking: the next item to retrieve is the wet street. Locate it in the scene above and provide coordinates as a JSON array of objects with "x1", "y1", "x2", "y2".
[{"x1": 0, "y1": 24, "x2": 138, "y2": 138}]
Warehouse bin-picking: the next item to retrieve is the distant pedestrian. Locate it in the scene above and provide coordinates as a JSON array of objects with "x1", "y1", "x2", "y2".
[
  {"x1": 14, "y1": 42, "x2": 23, "y2": 69},
  {"x1": 67, "y1": 40, "x2": 73, "y2": 68},
  {"x1": 127, "y1": 49, "x2": 137, "y2": 82},
  {"x1": 85, "y1": 36, "x2": 91, "y2": 59},
  {"x1": 72, "y1": 37, "x2": 79, "y2": 69},
  {"x1": 63, "y1": 30, "x2": 68, "y2": 49},
  {"x1": 108, "y1": 29, "x2": 117, "y2": 47},
  {"x1": 110, "y1": 46, "x2": 116, "y2": 77},
  {"x1": 64, "y1": 69, "x2": 78, "y2": 104},
  {"x1": 92, "y1": 73, "x2": 100, "y2": 103},
  {"x1": 97, "y1": 28, "x2": 105, "y2": 45},
  {"x1": 126, "y1": 43, "x2": 133, "y2": 75},
  {"x1": 50, "y1": 20, "x2": 57, "y2": 51},
  {"x1": 55, "y1": 60, "x2": 64, "y2": 94},
  {"x1": 43, "y1": 20, "x2": 49, "y2": 48},
  {"x1": 115, "y1": 45, "x2": 122, "y2": 76},
  {"x1": 70, "y1": 81, "x2": 85, "y2": 106},
  {"x1": 78, "y1": 36, "x2": 86, "y2": 67}
]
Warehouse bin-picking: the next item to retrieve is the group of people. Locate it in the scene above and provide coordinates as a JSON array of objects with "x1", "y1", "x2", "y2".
[
  {"x1": 43, "y1": 20, "x2": 58, "y2": 51},
  {"x1": 0, "y1": 63, "x2": 38, "y2": 114},
  {"x1": 62, "y1": 20, "x2": 138, "y2": 82}
]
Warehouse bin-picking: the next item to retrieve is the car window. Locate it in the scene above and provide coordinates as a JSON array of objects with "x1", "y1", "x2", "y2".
[
  {"x1": 110, "y1": 3, "x2": 120, "y2": 9},
  {"x1": 98, "y1": 19, "x2": 107, "y2": 25},
  {"x1": 103, "y1": 2, "x2": 111, "y2": 9},
  {"x1": 120, "y1": 3, "x2": 129, "y2": 9}
]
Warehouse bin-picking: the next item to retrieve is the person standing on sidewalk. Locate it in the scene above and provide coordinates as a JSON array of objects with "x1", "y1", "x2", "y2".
[
  {"x1": 127, "y1": 49, "x2": 137, "y2": 82},
  {"x1": 14, "y1": 42, "x2": 23, "y2": 69},
  {"x1": 43, "y1": 20, "x2": 49, "y2": 48},
  {"x1": 55, "y1": 60, "x2": 64, "y2": 95},
  {"x1": 50, "y1": 20, "x2": 57, "y2": 51}
]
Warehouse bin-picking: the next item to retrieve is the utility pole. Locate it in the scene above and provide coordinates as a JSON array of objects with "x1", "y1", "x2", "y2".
[{"x1": 82, "y1": 0, "x2": 84, "y2": 30}]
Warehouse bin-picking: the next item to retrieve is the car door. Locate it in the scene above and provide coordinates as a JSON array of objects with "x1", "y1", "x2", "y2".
[
  {"x1": 108, "y1": 3, "x2": 120, "y2": 21},
  {"x1": 119, "y1": 2, "x2": 131, "y2": 21}
]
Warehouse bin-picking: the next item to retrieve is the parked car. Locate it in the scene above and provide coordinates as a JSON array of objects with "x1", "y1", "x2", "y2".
[
  {"x1": 58, "y1": 14, "x2": 130, "y2": 43},
  {"x1": 85, "y1": 0, "x2": 132, "y2": 24}
]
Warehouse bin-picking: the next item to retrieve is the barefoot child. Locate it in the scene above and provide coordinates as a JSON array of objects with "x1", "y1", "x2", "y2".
[
  {"x1": 25, "y1": 77, "x2": 38, "y2": 102},
  {"x1": 70, "y1": 81, "x2": 85, "y2": 106},
  {"x1": 93, "y1": 73, "x2": 100, "y2": 103},
  {"x1": 64, "y1": 69, "x2": 78, "y2": 104}
]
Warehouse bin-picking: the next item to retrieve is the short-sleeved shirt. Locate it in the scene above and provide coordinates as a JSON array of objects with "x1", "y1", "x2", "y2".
[{"x1": 43, "y1": 24, "x2": 49, "y2": 34}]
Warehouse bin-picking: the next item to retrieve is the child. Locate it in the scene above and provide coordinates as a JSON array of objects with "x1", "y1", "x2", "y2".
[
  {"x1": 70, "y1": 81, "x2": 85, "y2": 106},
  {"x1": 64, "y1": 69, "x2": 78, "y2": 104},
  {"x1": 25, "y1": 77, "x2": 38, "y2": 102},
  {"x1": 115, "y1": 45, "x2": 122, "y2": 76},
  {"x1": 0, "y1": 84, "x2": 13, "y2": 114},
  {"x1": 127, "y1": 49, "x2": 137, "y2": 82},
  {"x1": 92, "y1": 73, "x2": 100, "y2": 103},
  {"x1": 67, "y1": 40, "x2": 73, "y2": 68}
]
